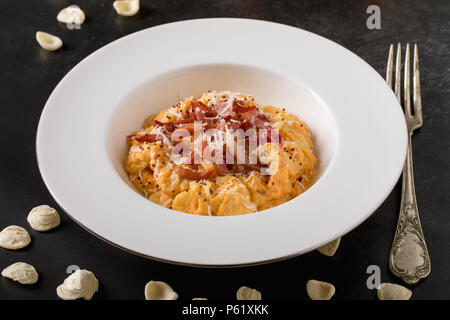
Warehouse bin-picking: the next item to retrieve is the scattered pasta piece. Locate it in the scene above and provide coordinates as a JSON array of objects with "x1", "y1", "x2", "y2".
[
  {"x1": 144, "y1": 281, "x2": 178, "y2": 300},
  {"x1": 113, "y1": 0, "x2": 140, "y2": 16},
  {"x1": 317, "y1": 237, "x2": 341, "y2": 257},
  {"x1": 57, "y1": 5, "x2": 86, "y2": 25},
  {"x1": 1, "y1": 262, "x2": 38, "y2": 285},
  {"x1": 377, "y1": 283, "x2": 412, "y2": 300},
  {"x1": 192, "y1": 298, "x2": 207, "y2": 300},
  {"x1": 306, "y1": 279, "x2": 335, "y2": 300},
  {"x1": 236, "y1": 286, "x2": 262, "y2": 300},
  {"x1": 0, "y1": 225, "x2": 31, "y2": 250},
  {"x1": 56, "y1": 269, "x2": 99, "y2": 300},
  {"x1": 36, "y1": 31, "x2": 63, "y2": 51},
  {"x1": 27, "y1": 205, "x2": 60, "y2": 232}
]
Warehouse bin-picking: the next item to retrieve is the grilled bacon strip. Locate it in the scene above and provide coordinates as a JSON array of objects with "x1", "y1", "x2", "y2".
[
  {"x1": 127, "y1": 133, "x2": 163, "y2": 143},
  {"x1": 215, "y1": 163, "x2": 230, "y2": 175},
  {"x1": 176, "y1": 165, "x2": 217, "y2": 180}
]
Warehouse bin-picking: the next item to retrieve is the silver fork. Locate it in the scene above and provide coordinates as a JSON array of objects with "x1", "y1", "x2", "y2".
[{"x1": 386, "y1": 43, "x2": 431, "y2": 285}]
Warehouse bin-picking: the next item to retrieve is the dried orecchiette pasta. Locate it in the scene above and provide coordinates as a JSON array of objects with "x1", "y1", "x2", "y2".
[
  {"x1": 36, "y1": 32, "x2": 63, "y2": 51},
  {"x1": 113, "y1": 0, "x2": 140, "y2": 16},
  {"x1": 1, "y1": 262, "x2": 39, "y2": 284},
  {"x1": 377, "y1": 283, "x2": 412, "y2": 300},
  {"x1": 56, "y1": 269, "x2": 99, "y2": 300},
  {"x1": 317, "y1": 237, "x2": 341, "y2": 257},
  {"x1": 27, "y1": 205, "x2": 60, "y2": 232},
  {"x1": 0, "y1": 225, "x2": 31, "y2": 250},
  {"x1": 236, "y1": 286, "x2": 262, "y2": 300},
  {"x1": 306, "y1": 279, "x2": 335, "y2": 300},
  {"x1": 144, "y1": 281, "x2": 178, "y2": 300},
  {"x1": 57, "y1": 5, "x2": 86, "y2": 25}
]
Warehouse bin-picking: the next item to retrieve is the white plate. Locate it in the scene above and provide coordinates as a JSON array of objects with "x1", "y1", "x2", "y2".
[{"x1": 36, "y1": 18, "x2": 407, "y2": 266}]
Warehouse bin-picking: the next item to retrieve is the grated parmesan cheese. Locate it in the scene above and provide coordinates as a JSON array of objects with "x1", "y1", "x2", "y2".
[{"x1": 168, "y1": 108, "x2": 182, "y2": 119}]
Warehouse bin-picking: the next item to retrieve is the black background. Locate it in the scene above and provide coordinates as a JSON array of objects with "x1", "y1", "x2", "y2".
[{"x1": 0, "y1": 0, "x2": 449, "y2": 300}]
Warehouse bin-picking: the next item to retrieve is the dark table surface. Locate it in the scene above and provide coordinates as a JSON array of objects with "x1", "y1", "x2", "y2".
[{"x1": 1, "y1": 0, "x2": 449, "y2": 300}]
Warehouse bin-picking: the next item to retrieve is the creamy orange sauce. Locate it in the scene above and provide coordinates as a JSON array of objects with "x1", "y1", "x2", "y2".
[{"x1": 125, "y1": 91, "x2": 317, "y2": 216}]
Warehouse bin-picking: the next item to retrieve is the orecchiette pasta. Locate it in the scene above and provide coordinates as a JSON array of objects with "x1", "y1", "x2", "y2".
[
  {"x1": 236, "y1": 286, "x2": 262, "y2": 300},
  {"x1": 125, "y1": 91, "x2": 317, "y2": 216},
  {"x1": 57, "y1": 5, "x2": 85, "y2": 25},
  {"x1": 113, "y1": 0, "x2": 140, "y2": 16},
  {"x1": 377, "y1": 283, "x2": 412, "y2": 300},
  {"x1": 35, "y1": 32, "x2": 63, "y2": 51},
  {"x1": 27, "y1": 205, "x2": 60, "y2": 232},
  {"x1": 306, "y1": 279, "x2": 335, "y2": 300},
  {"x1": 1, "y1": 262, "x2": 38, "y2": 284},
  {"x1": 144, "y1": 281, "x2": 178, "y2": 300},
  {"x1": 56, "y1": 269, "x2": 99, "y2": 300},
  {"x1": 0, "y1": 225, "x2": 31, "y2": 250},
  {"x1": 317, "y1": 237, "x2": 341, "y2": 257}
]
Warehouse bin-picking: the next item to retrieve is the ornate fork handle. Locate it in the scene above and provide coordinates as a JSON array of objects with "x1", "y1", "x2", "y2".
[{"x1": 389, "y1": 133, "x2": 431, "y2": 284}]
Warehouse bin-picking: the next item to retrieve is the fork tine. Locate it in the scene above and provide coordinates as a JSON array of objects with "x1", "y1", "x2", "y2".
[
  {"x1": 413, "y1": 44, "x2": 423, "y2": 123},
  {"x1": 404, "y1": 43, "x2": 412, "y2": 117},
  {"x1": 386, "y1": 44, "x2": 394, "y2": 87},
  {"x1": 395, "y1": 43, "x2": 402, "y2": 102}
]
